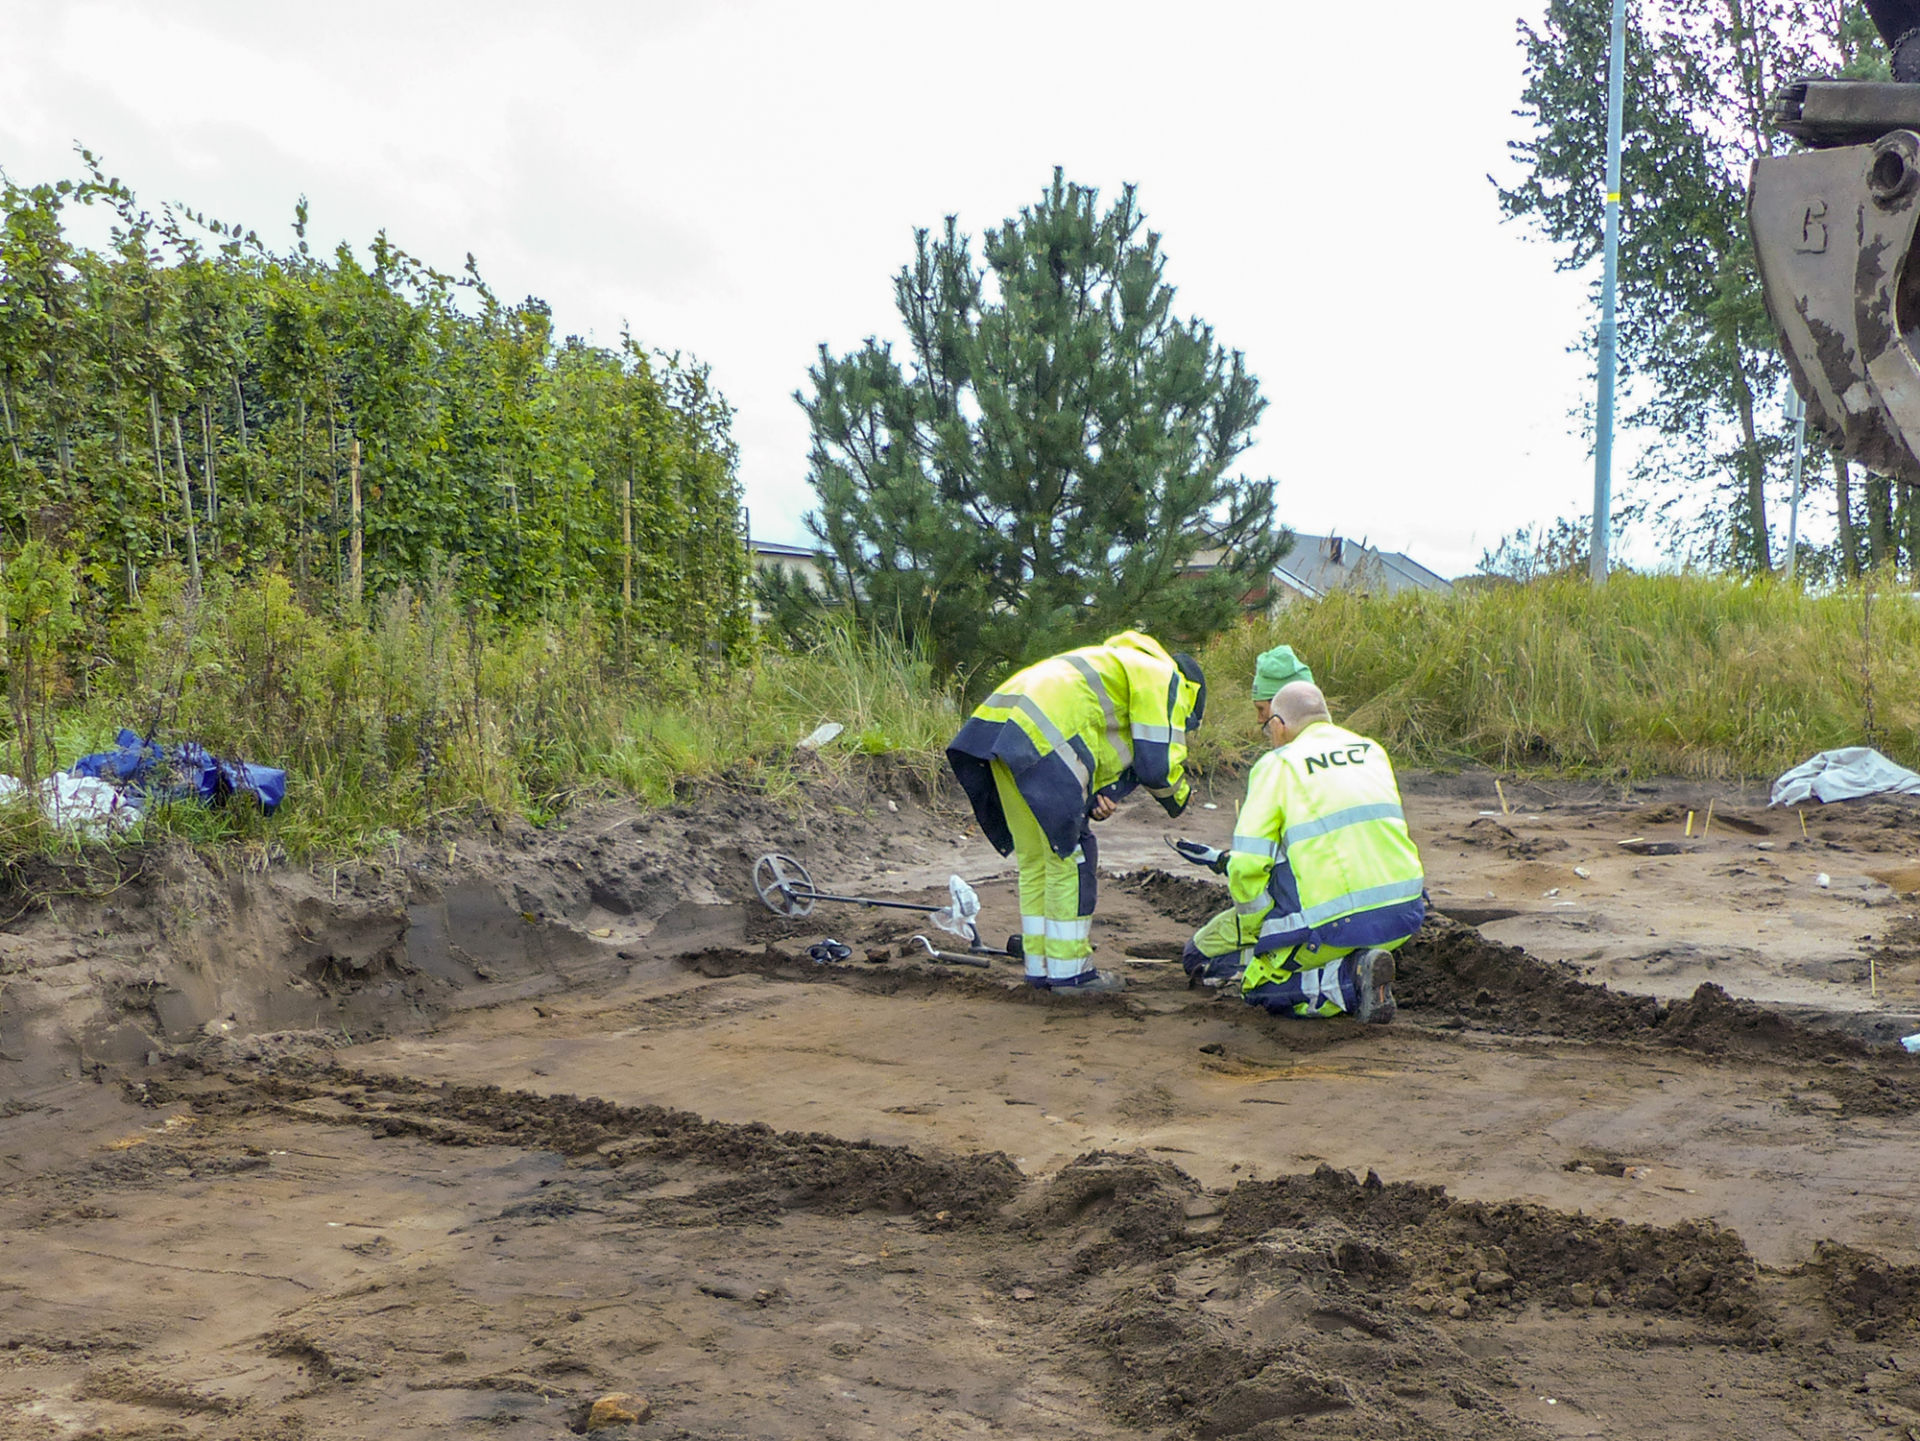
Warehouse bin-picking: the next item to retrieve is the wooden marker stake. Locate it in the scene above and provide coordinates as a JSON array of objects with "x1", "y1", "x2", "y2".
[{"x1": 1702, "y1": 798, "x2": 1715, "y2": 837}]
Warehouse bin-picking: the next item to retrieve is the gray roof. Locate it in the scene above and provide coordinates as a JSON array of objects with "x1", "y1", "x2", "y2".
[
  {"x1": 1271, "y1": 534, "x2": 1452, "y2": 599},
  {"x1": 750, "y1": 539, "x2": 818, "y2": 562}
]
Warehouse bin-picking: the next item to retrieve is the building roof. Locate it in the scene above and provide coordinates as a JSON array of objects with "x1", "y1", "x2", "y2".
[
  {"x1": 1269, "y1": 533, "x2": 1452, "y2": 599},
  {"x1": 749, "y1": 539, "x2": 818, "y2": 561}
]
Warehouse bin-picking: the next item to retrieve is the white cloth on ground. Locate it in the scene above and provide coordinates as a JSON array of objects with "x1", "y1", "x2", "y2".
[
  {"x1": 0, "y1": 772, "x2": 138, "y2": 838},
  {"x1": 1769, "y1": 747, "x2": 1920, "y2": 807}
]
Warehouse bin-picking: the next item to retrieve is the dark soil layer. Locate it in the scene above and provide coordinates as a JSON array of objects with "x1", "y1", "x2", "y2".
[
  {"x1": 1398, "y1": 918, "x2": 1920, "y2": 1115},
  {"x1": 1116, "y1": 867, "x2": 1229, "y2": 926},
  {"x1": 16, "y1": 1054, "x2": 1920, "y2": 1437},
  {"x1": 103, "y1": 1063, "x2": 1920, "y2": 1436},
  {"x1": 1109, "y1": 870, "x2": 1920, "y2": 1116},
  {"x1": 152, "y1": 1061, "x2": 1024, "y2": 1222},
  {"x1": 1056, "y1": 1158, "x2": 1778, "y2": 1437}
]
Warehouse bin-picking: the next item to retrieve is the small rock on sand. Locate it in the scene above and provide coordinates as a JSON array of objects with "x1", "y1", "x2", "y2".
[{"x1": 587, "y1": 1393, "x2": 651, "y2": 1429}]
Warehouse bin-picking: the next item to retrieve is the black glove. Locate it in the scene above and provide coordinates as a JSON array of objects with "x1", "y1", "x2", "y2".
[{"x1": 1171, "y1": 838, "x2": 1229, "y2": 874}]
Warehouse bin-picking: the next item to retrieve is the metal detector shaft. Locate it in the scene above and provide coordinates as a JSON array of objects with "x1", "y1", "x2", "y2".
[
  {"x1": 792, "y1": 891, "x2": 947, "y2": 915},
  {"x1": 908, "y1": 936, "x2": 991, "y2": 968}
]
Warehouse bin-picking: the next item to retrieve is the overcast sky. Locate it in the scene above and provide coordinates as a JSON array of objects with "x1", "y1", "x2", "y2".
[{"x1": 1, "y1": 0, "x2": 1622, "y2": 578}]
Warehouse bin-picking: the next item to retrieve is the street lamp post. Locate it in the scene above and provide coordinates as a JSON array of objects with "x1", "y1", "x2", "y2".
[{"x1": 1592, "y1": 0, "x2": 1628, "y2": 584}]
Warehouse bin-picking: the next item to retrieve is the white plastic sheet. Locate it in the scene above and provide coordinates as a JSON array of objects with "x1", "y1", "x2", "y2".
[
  {"x1": 0, "y1": 772, "x2": 138, "y2": 838},
  {"x1": 930, "y1": 874, "x2": 981, "y2": 939},
  {"x1": 1769, "y1": 746, "x2": 1920, "y2": 807}
]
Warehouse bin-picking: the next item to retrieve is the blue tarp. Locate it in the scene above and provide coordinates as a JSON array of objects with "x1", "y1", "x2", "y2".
[{"x1": 72, "y1": 729, "x2": 287, "y2": 815}]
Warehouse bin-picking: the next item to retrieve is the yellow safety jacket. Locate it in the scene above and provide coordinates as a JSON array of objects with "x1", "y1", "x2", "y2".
[
  {"x1": 947, "y1": 630, "x2": 1201, "y2": 858},
  {"x1": 1222, "y1": 720, "x2": 1425, "y2": 971}
]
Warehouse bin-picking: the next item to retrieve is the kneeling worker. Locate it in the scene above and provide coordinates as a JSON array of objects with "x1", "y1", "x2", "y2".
[
  {"x1": 948, "y1": 631, "x2": 1206, "y2": 992},
  {"x1": 1176, "y1": 680, "x2": 1423, "y2": 1021}
]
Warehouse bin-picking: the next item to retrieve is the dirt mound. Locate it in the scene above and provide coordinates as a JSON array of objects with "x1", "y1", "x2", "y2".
[
  {"x1": 1451, "y1": 815, "x2": 1568, "y2": 858},
  {"x1": 161, "y1": 1063, "x2": 1023, "y2": 1222},
  {"x1": 1009, "y1": 1151, "x2": 1201, "y2": 1271},
  {"x1": 1210, "y1": 1163, "x2": 1759, "y2": 1322},
  {"x1": 1116, "y1": 867, "x2": 1228, "y2": 926},
  {"x1": 1811, "y1": 1241, "x2": 1920, "y2": 1341},
  {"x1": 1061, "y1": 1163, "x2": 1773, "y2": 1437}
]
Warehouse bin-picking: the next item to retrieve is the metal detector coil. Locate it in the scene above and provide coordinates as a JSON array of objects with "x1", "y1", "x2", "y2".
[{"x1": 753, "y1": 853, "x2": 817, "y2": 919}]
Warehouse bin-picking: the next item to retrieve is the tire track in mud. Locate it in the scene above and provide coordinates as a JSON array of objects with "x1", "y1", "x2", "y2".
[{"x1": 107, "y1": 1060, "x2": 1920, "y2": 1437}]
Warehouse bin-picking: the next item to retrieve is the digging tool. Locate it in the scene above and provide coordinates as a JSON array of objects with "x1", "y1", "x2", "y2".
[{"x1": 751, "y1": 853, "x2": 1012, "y2": 957}]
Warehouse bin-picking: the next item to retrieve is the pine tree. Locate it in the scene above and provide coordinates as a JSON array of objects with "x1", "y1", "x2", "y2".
[{"x1": 799, "y1": 169, "x2": 1286, "y2": 680}]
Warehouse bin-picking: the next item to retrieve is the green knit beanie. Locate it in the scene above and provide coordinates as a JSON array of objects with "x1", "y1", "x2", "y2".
[{"x1": 1251, "y1": 645, "x2": 1313, "y2": 701}]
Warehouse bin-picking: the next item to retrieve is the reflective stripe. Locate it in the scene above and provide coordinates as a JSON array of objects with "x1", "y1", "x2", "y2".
[
  {"x1": 1301, "y1": 877, "x2": 1426, "y2": 928},
  {"x1": 1231, "y1": 833, "x2": 1281, "y2": 860},
  {"x1": 1300, "y1": 961, "x2": 1347, "y2": 1012},
  {"x1": 1020, "y1": 916, "x2": 1047, "y2": 938},
  {"x1": 1131, "y1": 722, "x2": 1175, "y2": 744},
  {"x1": 1233, "y1": 894, "x2": 1270, "y2": 917},
  {"x1": 985, "y1": 690, "x2": 1089, "y2": 792},
  {"x1": 1064, "y1": 654, "x2": 1131, "y2": 770},
  {"x1": 1282, "y1": 802, "x2": 1405, "y2": 846},
  {"x1": 1259, "y1": 908, "x2": 1307, "y2": 937},
  {"x1": 1146, "y1": 783, "x2": 1175, "y2": 798},
  {"x1": 1045, "y1": 916, "x2": 1093, "y2": 942}
]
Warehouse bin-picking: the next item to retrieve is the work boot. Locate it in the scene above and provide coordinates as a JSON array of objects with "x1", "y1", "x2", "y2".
[
  {"x1": 1053, "y1": 968, "x2": 1125, "y2": 994},
  {"x1": 1352, "y1": 949, "x2": 1396, "y2": 1025}
]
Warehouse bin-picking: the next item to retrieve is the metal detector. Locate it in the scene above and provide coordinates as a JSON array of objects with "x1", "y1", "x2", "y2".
[{"x1": 750, "y1": 852, "x2": 1011, "y2": 959}]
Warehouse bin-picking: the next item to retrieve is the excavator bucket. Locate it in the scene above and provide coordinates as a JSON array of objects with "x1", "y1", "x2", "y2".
[{"x1": 1751, "y1": 81, "x2": 1920, "y2": 487}]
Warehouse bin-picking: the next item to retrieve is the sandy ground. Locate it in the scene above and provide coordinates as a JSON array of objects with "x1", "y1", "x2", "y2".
[{"x1": 8, "y1": 762, "x2": 1920, "y2": 1438}]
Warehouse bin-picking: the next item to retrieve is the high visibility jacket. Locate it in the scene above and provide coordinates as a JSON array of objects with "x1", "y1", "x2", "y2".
[
  {"x1": 1223, "y1": 720, "x2": 1425, "y2": 957},
  {"x1": 947, "y1": 630, "x2": 1200, "y2": 858}
]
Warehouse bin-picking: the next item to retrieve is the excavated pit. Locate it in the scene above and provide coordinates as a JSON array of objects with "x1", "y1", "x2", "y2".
[{"x1": 10, "y1": 767, "x2": 1920, "y2": 1436}]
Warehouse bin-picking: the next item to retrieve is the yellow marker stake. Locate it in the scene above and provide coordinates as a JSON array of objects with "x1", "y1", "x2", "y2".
[
  {"x1": 1800, "y1": 810, "x2": 1810, "y2": 840},
  {"x1": 1496, "y1": 779, "x2": 1510, "y2": 816},
  {"x1": 1685, "y1": 810, "x2": 1695, "y2": 838}
]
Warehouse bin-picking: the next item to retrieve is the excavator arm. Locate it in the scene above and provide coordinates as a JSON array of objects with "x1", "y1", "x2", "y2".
[
  {"x1": 1751, "y1": 89, "x2": 1920, "y2": 488},
  {"x1": 1752, "y1": 0, "x2": 1920, "y2": 490}
]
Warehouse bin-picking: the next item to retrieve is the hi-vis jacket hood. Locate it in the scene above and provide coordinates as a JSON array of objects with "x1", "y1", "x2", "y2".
[
  {"x1": 1222, "y1": 719, "x2": 1425, "y2": 957},
  {"x1": 946, "y1": 630, "x2": 1202, "y2": 859}
]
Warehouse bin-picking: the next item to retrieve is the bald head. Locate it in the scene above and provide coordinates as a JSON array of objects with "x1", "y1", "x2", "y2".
[{"x1": 1266, "y1": 681, "x2": 1332, "y2": 745}]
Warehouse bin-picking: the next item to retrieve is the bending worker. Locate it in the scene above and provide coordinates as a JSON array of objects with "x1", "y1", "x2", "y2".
[
  {"x1": 1174, "y1": 680, "x2": 1423, "y2": 1022},
  {"x1": 948, "y1": 631, "x2": 1205, "y2": 993}
]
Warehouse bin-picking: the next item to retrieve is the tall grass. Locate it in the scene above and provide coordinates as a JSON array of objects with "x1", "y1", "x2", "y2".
[
  {"x1": 6, "y1": 567, "x2": 962, "y2": 861},
  {"x1": 8, "y1": 568, "x2": 1913, "y2": 874},
  {"x1": 1193, "y1": 572, "x2": 1920, "y2": 779}
]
